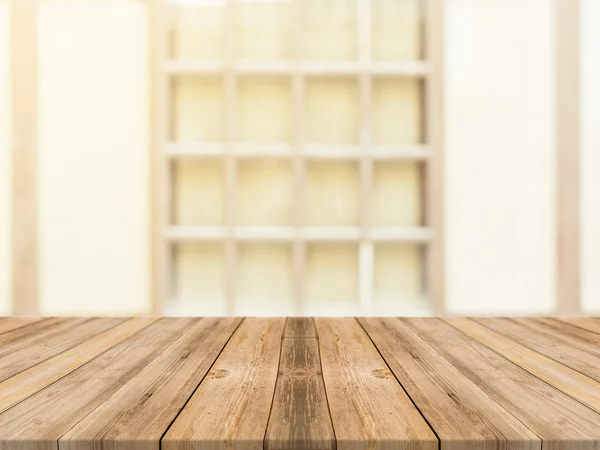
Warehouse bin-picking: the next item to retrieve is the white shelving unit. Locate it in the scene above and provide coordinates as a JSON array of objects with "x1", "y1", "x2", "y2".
[{"x1": 153, "y1": 0, "x2": 443, "y2": 316}]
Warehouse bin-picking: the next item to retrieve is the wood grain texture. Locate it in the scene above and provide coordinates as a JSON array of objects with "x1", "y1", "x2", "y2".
[
  {"x1": 0, "y1": 318, "x2": 191, "y2": 450},
  {"x1": 0, "y1": 317, "x2": 42, "y2": 335},
  {"x1": 557, "y1": 317, "x2": 600, "y2": 335},
  {"x1": 407, "y1": 318, "x2": 600, "y2": 449},
  {"x1": 358, "y1": 317, "x2": 540, "y2": 450},
  {"x1": 0, "y1": 317, "x2": 156, "y2": 413},
  {"x1": 162, "y1": 318, "x2": 285, "y2": 450},
  {"x1": 474, "y1": 317, "x2": 600, "y2": 382},
  {"x1": 445, "y1": 317, "x2": 600, "y2": 414},
  {"x1": 265, "y1": 318, "x2": 335, "y2": 450},
  {"x1": 2, "y1": 317, "x2": 600, "y2": 450},
  {"x1": 60, "y1": 318, "x2": 242, "y2": 450},
  {"x1": 0, "y1": 317, "x2": 126, "y2": 382},
  {"x1": 315, "y1": 318, "x2": 438, "y2": 450}
]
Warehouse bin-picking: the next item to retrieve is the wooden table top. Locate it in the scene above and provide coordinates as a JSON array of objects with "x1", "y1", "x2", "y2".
[{"x1": 1, "y1": 317, "x2": 600, "y2": 450}]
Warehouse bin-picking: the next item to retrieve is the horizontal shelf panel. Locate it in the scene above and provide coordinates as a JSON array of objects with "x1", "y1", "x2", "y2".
[
  {"x1": 165, "y1": 226, "x2": 432, "y2": 242},
  {"x1": 165, "y1": 143, "x2": 431, "y2": 160},
  {"x1": 165, "y1": 60, "x2": 430, "y2": 77}
]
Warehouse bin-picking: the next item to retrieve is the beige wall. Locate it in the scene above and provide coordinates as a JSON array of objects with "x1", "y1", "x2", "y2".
[
  {"x1": 37, "y1": 0, "x2": 150, "y2": 315},
  {"x1": 0, "y1": 1, "x2": 10, "y2": 315},
  {"x1": 445, "y1": 0, "x2": 556, "y2": 314},
  {"x1": 581, "y1": 0, "x2": 600, "y2": 313}
]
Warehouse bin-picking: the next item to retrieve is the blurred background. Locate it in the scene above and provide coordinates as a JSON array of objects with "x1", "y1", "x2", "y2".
[{"x1": 0, "y1": 0, "x2": 597, "y2": 317}]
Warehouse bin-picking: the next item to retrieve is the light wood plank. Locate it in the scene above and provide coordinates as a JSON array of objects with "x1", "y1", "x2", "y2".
[
  {"x1": 283, "y1": 317, "x2": 317, "y2": 338},
  {"x1": 358, "y1": 317, "x2": 540, "y2": 450},
  {"x1": 315, "y1": 318, "x2": 437, "y2": 450},
  {"x1": 10, "y1": 0, "x2": 39, "y2": 315},
  {"x1": 0, "y1": 317, "x2": 70, "y2": 349},
  {"x1": 0, "y1": 317, "x2": 126, "y2": 382},
  {"x1": 162, "y1": 318, "x2": 285, "y2": 450},
  {"x1": 557, "y1": 317, "x2": 600, "y2": 335},
  {"x1": 0, "y1": 317, "x2": 156, "y2": 413},
  {"x1": 60, "y1": 318, "x2": 242, "y2": 450},
  {"x1": 404, "y1": 318, "x2": 600, "y2": 449},
  {"x1": 0, "y1": 318, "x2": 196, "y2": 450},
  {"x1": 265, "y1": 319, "x2": 335, "y2": 450},
  {"x1": 474, "y1": 317, "x2": 600, "y2": 381},
  {"x1": 444, "y1": 317, "x2": 600, "y2": 414},
  {"x1": 0, "y1": 317, "x2": 42, "y2": 335}
]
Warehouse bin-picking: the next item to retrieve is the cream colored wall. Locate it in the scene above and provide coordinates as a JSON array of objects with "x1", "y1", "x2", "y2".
[
  {"x1": 581, "y1": 0, "x2": 600, "y2": 313},
  {"x1": 37, "y1": 0, "x2": 150, "y2": 315},
  {"x1": 0, "y1": 1, "x2": 10, "y2": 315},
  {"x1": 445, "y1": 0, "x2": 557, "y2": 314}
]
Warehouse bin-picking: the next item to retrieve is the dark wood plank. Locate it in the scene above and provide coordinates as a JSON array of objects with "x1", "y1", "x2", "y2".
[
  {"x1": 162, "y1": 318, "x2": 285, "y2": 450},
  {"x1": 0, "y1": 317, "x2": 127, "y2": 382},
  {"x1": 405, "y1": 318, "x2": 600, "y2": 450},
  {"x1": 315, "y1": 318, "x2": 438, "y2": 450},
  {"x1": 0, "y1": 317, "x2": 156, "y2": 413},
  {"x1": 265, "y1": 318, "x2": 335, "y2": 450},
  {"x1": 359, "y1": 317, "x2": 540, "y2": 450},
  {"x1": 0, "y1": 318, "x2": 194, "y2": 450},
  {"x1": 0, "y1": 317, "x2": 42, "y2": 335},
  {"x1": 445, "y1": 317, "x2": 600, "y2": 413},
  {"x1": 283, "y1": 318, "x2": 317, "y2": 338},
  {"x1": 59, "y1": 317, "x2": 242, "y2": 450}
]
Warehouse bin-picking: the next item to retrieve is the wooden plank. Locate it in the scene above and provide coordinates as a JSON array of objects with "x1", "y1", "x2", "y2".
[
  {"x1": 404, "y1": 318, "x2": 600, "y2": 447},
  {"x1": 315, "y1": 318, "x2": 437, "y2": 450},
  {"x1": 556, "y1": 0, "x2": 581, "y2": 315},
  {"x1": 283, "y1": 317, "x2": 317, "y2": 338},
  {"x1": 0, "y1": 317, "x2": 70, "y2": 349},
  {"x1": 265, "y1": 319, "x2": 335, "y2": 450},
  {"x1": 162, "y1": 318, "x2": 285, "y2": 450},
  {"x1": 444, "y1": 318, "x2": 600, "y2": 413},
  {"x1": 558, "y1": 317, "x2": 600, "y2": 335},
  {"x1": 0, "y1": 317, "x2": 42, "y2": 335},
  {"x1": 59, "y1": 318, "x2": 242, "y2": 450},
  {"x1": 0, "y1": 318, "x2": 196, "y2": 450},
  {"x1": 0, "y1": 317, "x2": 156, "y2": 413},
  {"x1": 10, "y1": 0, "x2": 39, "y2": 315},
  {"x1": 515, "y1": 317, "x2": 600, "y2": 352},
  {"x1": 473, "y1": 317, "x2": 600, "y2": 381},
  {"x1": 358, "y1": 317, "x2": 540, "y2": 450},
  {"x1": 0, "y1": 317, "x2": 126, "y2": 382}
]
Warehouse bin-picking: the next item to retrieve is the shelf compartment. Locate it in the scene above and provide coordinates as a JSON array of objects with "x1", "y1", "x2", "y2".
[
  {"x1": 372, "y1": 77, "x2": 423, "y2": 145},
  {"x1": 234, "y1": 1, "x2": 293, "y2": 61},
  {"x1": 305, "y1": 243, "x2": 359, "y2": 313},
  {"x1": 171, "y1": 75, "x2": 224, "y2": 142},
  {"x1": 305, "y1": 161, "x2": 360, "y2": 227},
  {"x1": 373, "y1": 243, "x2": 426, "y2": 312},
  {"x1": 171, "y1": 159, "x2": 225, "y2": 226},
  {"x1": 372, "y1": 0, "x2": 424, "y2": 61},
  {"x1": 236, "y1": 159, "x2": 293, "y2": 226},
  {"x1": 170, "y1": 242, "x2": 227, "y2": 316},
  {"x1": 299, "y1": 0, "x2": 358, "y2": 61},
  {"x1": 373, "y1": 161, "x2": 423, "y2": 227},
  {"x1": 237, "y1": 76, "x2": 291, "y2": 143},
  {"x1": 305, "y1": 77, "x2": 359, "y2": 145},
  {"x1": 168, "y1": 3, "x2": 225, "y2": 61},
  {"x1": 235, "y1": 243, "x2": 294, "y2": 315}
]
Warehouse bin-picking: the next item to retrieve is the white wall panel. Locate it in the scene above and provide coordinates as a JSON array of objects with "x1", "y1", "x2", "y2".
[
  {"x1": 445, "y1": 0, "x2": 556, "y2": 314},
  {"x1": 581, "y1": 0, "x2": 600, "y2": 313},
  {"x1": 0, "y1": 1, "x2": 10, "y2": 315},
  {"x1": 38, "y1": 0, "x2": 150, "y2": 315}
]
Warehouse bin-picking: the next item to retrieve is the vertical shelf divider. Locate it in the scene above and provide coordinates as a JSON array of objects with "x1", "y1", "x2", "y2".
[
  {"x1": 358, "y1": 0, "x2": 373, "y2": 312},
  {"x1": 224, "y1": 0, "x2": 238, "y2": 316}
]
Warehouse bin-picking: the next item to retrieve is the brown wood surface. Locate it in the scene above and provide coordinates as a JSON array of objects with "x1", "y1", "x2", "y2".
[{"x1": 2, "y1": 317, "x2": 600, "y2": 450}]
